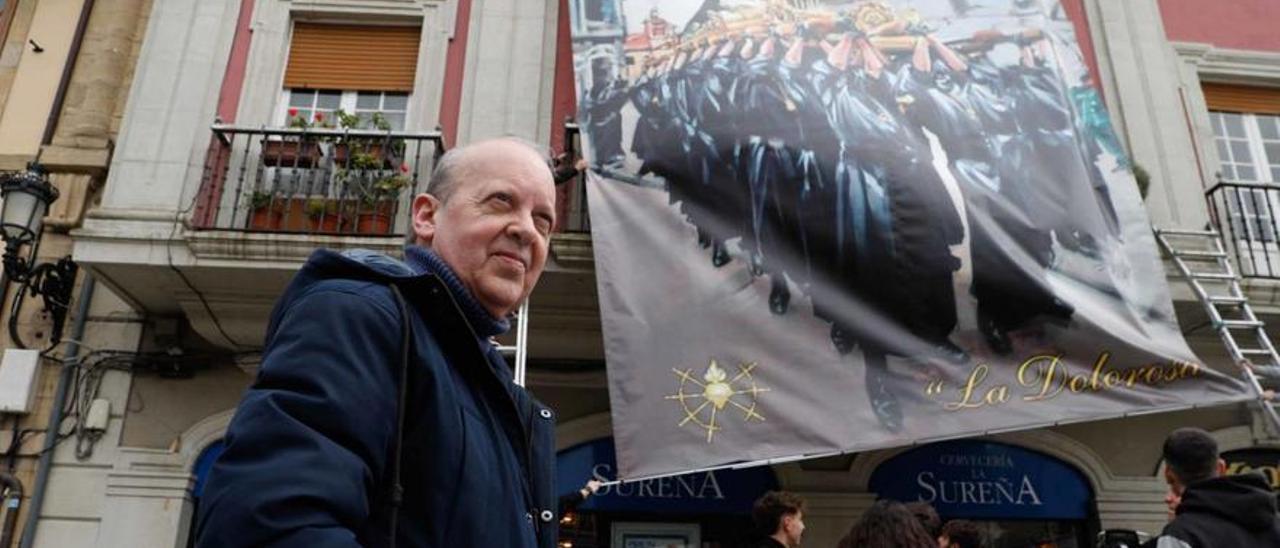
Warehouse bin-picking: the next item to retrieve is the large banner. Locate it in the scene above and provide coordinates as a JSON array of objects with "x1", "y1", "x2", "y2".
[{"x1": 569, "y1": 0, "x2": 1252, "y2": 479}]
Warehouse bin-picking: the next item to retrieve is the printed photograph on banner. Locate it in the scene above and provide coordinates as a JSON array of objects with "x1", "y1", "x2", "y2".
[{"x1": 567, "y1": 0, "x2": 1252, "y2": 479}]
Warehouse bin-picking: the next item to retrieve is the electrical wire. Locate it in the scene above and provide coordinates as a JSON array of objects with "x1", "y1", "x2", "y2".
[{"x1": 165, "y1": 164, "x2": 257, "y2": 350}]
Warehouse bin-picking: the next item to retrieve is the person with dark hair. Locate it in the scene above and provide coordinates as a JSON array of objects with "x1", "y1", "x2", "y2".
[
  {"x1": 1147, "y1": 427, "x2": 1280, "y2": 548},
  {"x1": 752, "y1": 491, "x2": 807, "y2": 547},
  {"x1": 904, "y1": 501, "x2": 941, "y2": 539},
  {"x1": 837, "y1": 500, "x2": 936, "y2": 548},
  {"x1": 938, "y1": 519, "x2": 984, "y2": 548}
]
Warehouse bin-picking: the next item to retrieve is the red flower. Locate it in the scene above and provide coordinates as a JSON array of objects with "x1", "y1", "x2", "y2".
[
  {"x1": 288, "y1": 108, "x2": 298, "y2": 117},
  {"x1": 314, "y1": 112, "x2": 324, "y2": 121},
  {"x1": 400, "y1": 163, "x2": 410, "y2": 173}
]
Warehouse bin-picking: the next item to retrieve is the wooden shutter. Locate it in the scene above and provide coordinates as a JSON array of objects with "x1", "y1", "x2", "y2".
[
  {"x1": 284, "y1": 23, "x2": 421, "y2": 92},
  {"x1": 1203, "y1": 83, "x2": 1280, "y2": 115}
]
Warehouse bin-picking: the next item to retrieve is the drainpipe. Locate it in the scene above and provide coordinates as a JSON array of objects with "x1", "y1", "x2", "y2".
[
  {"x1": 19, "y1": 0, "x2": 99, "y2": 544},
  {"x1": 41, "y1": 0, "x2": 96, "y2": 146},
  {"x1": 18, "y1": 275, "x2": 95, "y2": 548}
]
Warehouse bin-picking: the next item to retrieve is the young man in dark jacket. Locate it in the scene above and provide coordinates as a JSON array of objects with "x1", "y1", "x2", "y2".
[
  {"x1": 752, "y1": 491, "x2": 807, "y2": 547},
  {"x1": 1148, "y1": 427, "x2": 1280, "y2": 548},
  {"x1": 196, "y1": 138, "x2": 560, "y2": 548}
]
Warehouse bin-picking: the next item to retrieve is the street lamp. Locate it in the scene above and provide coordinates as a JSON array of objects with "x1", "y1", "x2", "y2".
[{"x1": 0, "y1": 164, "x2": 77, "y2": 349}]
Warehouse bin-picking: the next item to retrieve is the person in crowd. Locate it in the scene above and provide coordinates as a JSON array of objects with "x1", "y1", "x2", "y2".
[
  {"x1": 905, "y1": 501, "x2": 942, "y2": 539},
  {"x1": 1146, "y1": 427, "x2": 1280, "y2": 548},
  {"x1": 196, "y1": 137, "x2": 561, "y2": 548},
  {"x1": 752, "y1": 490, "x2": 807, "y2": 547},
  {"x1": 938, "y1": 519, "x2": 984, "y2": 548},
  {"x1": 837, "y1": 499, "x2": 937, "y2": 548}
]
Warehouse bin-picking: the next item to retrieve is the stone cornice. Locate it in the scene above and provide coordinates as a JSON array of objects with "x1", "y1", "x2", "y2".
[
  {"x1": 1173, "y1": 41, "x2": 1280, "y2": 84},
  {"x1": 185, "y1": 229, "x2": 402, "y2": 263},
  {"x1": 549, "y1": 232, "x2": 595, "y2": 272}
]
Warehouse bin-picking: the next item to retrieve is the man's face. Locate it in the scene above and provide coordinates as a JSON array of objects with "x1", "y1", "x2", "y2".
[
  {"x1": 781, "y1": 511, "x2": 805, "y2": 547},
  {"x1": 413, "y1": 141, "x2": 556, "y2": 318}
]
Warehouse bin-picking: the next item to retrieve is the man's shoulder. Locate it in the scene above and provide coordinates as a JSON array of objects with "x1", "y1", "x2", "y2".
[{"x1": 299, "y1": 277, "x2": 396, "y2": 301}]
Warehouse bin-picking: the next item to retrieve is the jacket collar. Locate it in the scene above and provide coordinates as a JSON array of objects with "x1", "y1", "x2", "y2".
[{"x1": 404, "y1": 246, "x2": 510, "y2": 338}]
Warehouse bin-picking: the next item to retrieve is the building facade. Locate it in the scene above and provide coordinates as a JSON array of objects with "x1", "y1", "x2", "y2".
[{"x1": 0, "y1": 0, "x2": 1274, "y2": 547}]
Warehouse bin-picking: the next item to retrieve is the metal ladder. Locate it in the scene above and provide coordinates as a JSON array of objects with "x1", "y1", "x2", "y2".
[
  {"x1": 1154, "y1": 227, "x2": 1280, "y2": 432},
  {"x1": 497, "y1": 300, "x2": 531, "y2": 386}
]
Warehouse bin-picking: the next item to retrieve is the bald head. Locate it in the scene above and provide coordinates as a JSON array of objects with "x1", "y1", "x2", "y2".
[{"x1": 427, "y1": 137, "x2": 551, "y2": 206}]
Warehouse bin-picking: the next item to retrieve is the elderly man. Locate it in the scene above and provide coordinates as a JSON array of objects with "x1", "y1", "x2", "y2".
[{"x1": 196, "y1": 138, "x2": 559, "y2": 548}]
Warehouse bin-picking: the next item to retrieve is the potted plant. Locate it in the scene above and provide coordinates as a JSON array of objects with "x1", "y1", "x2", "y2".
[
  {"x1": 354, "y1": 165, "x2": 412, "y2": 234},
  {"x1": 331, "y1": 111, "x2": 404, "y2": 169},
  {"x1": 262, "y1": 109, "x2": 324, "y2": 167},
  {"x1": 247, "y1": 190, "x2": 283, "y2": 230},
  {"x1": 305, "y1": 197, "x2": 343, "y2": 233}
]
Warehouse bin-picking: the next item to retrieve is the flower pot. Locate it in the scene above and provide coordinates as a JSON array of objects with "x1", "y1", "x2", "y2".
[
  {"x1": 262, "y1": 140, "x2": 321, "y2": 168},
  {"x1": 309, "y1": 212, "x2": 344, "y2": 232},
  {"x1": 355, "y1": 201, "x2": 398, "y2": 235},
  {"x1": 277, "y1": 197, "x2": 313, "y2": 231},
  {"x1": 248, "y1": 207, "x2": 282, "y2": 230},
  {"x1": 356, "y1": 213, "x2": 392, "y2": 234}
]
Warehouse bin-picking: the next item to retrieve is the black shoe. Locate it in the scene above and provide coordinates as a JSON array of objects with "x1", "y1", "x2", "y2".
[
  {"x1": 1049, "y1": 297, "x2": 1074, "y2": 321},
  {"x1": 769, "y1": 278, "x2": 790, "y2": 315},
  {"x1": 980, "y1": 316, "x2": 1013, "y2": 355},
  {"x1": 711, "y1": 241, "x2": 730, "y2": 268},
  {"x1": 831, "y1": 324, "x2": 857, "y2": 355},
  {"x1": 866, "y1": 369, "x2": 903, "y2": 432}
]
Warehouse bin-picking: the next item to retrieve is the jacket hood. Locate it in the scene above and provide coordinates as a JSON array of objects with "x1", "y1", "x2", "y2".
[{"x1": 1177, "y1": 473, "x2": 1278, "y2": 531}]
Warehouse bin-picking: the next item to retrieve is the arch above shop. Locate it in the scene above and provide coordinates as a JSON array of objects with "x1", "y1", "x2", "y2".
[{"x1": 868, "y1": 439, "x2": 1092, "y2": 520}]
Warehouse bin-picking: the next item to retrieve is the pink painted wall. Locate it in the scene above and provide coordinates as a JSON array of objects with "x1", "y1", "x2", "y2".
[
  {"x1": 1159, "y1": 0, "x2": 1280, "y2": 52},
  {"x1": 216, "y1": 0, "x2": 255, "y2": 123}
]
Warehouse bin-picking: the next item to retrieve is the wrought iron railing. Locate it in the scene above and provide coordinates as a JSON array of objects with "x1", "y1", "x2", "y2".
[
  {"x1": 1206, "y1": 180, "x2": 1280, "y2": 278},
  {"x1": 192, "y1": 125, "x2": 445, "y2": 237}
]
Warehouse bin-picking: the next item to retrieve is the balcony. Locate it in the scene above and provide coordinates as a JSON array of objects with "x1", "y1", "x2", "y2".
[
  {"x1": 73, "y1": 124, "x2": 603, "y2": 356},
  {"x1": 1206, "y1": 180, "x2": 1280, "y2": 279},
  {"x1": 190, "y1": 125, "x2": 441, "y2": 243}
]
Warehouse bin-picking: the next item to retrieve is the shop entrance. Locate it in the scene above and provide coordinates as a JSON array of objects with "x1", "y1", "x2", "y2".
[
  {"x1": 870, "y1": 440, "x2": 1095, "y2": 548},
  {"x1": 557, "y1": 437, "x2": 777, "y2": 547}
]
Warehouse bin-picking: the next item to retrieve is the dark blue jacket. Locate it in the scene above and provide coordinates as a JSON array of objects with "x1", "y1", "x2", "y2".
[{"x1": 196, "y1": 247, "x2": 558, "y2": 548}]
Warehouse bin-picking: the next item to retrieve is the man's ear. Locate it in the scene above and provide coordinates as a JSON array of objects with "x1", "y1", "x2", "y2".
[
  {"x1": 1216, "y1": 458, "x2": 1228, "y2": 477},
  {"x1": 412, "y1": 193, "x2": 441, "y2": 246}
]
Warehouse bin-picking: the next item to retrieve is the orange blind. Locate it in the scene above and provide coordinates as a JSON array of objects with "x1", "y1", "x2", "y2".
[
  {"x1": 1203, "y1": 83, "x2": 1280, "y2": 115},
  {"x1": 284, "y1": 23, "x2": 421, "y2": 92}
]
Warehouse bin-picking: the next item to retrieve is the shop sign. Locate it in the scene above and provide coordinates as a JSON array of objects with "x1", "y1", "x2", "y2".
[
  {"x1": 1222, "y1": 448, "x2": 1280, "y2": 490},
  {"x1": 557, "y1": 437, "x2": 777, "y2": 514},
  {"x1": 870, "y1": 440, "x2": 1091, "y2": 519}
]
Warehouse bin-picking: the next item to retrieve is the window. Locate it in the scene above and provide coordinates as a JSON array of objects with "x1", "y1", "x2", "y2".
[
  {"x1": 286, "y1": 89, "x2": 341, "y2": 127},
  {"x1": 1211, "y1": 111, "x2": 1280, "y2": 183},
  {"x1": 280, "y1": 89, "x2": 408, "y2": 130},
  {"x1": 1211, "y1": 111, "x2": 1280, "y2": 242},
  {"x1": 354, "y1": 91, "x2": 408, "y2": 130},
  {"x1": 1210, "y1": 110, "x2": 1280, "y2": 243},
  {"x1": 278, "y1": 23, "x2": 420, "y2": 130}
]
